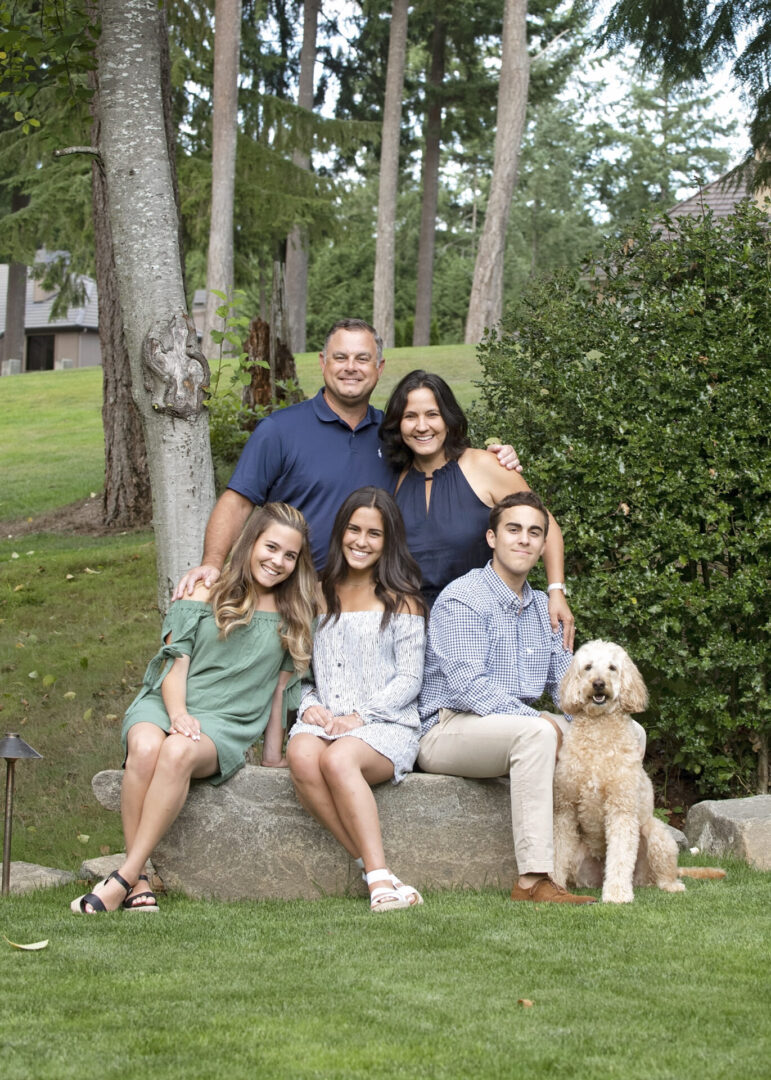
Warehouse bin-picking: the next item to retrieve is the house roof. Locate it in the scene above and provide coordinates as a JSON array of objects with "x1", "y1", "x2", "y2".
[
  {"x1": 0, "y1": 265, "x2": 99, "y2": 336},
  {"x1": 666, "y1": 167, "x2": 766, "y2": 221}
]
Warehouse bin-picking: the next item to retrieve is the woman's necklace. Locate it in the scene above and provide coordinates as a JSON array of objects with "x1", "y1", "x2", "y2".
[{"x1": 413, "y1": 454, "x2": 447, "y2": 483}]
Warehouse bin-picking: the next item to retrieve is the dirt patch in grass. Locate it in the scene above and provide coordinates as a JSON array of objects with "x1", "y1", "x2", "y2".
[{"x1": 1, "y1": 496, "x2": 149, "y2": 538}]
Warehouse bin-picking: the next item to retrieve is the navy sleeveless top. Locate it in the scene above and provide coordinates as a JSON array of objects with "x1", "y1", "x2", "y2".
[{"x1": 395, "y1": 460, "x2": 491, "y2": 606}]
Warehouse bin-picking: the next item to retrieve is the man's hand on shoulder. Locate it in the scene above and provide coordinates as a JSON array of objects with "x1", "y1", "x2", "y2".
[
  {"x1": 172, "y1": 564, "x2": 222, "y2": 601},
  {"x1": 486, "y1": 442, "x2": 523, "y2": 473}
]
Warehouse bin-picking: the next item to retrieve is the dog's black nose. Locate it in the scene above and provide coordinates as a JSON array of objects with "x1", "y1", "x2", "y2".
[{"x1": 592, "y1": 679, "x2": 606, "y2": 692}]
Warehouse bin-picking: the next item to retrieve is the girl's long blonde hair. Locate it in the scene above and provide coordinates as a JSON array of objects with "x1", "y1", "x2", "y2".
[{"x1": 208, "y1": 503, "x2": 315, "y2": 672}]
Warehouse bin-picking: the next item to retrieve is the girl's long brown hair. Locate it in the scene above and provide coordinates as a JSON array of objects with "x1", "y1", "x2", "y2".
[
  {"x1": 209, "y1": 503, "x2": 316, "y2": 672},
  {"x1": 321, "y1": 487, "x2": 426, "y2": 628}
]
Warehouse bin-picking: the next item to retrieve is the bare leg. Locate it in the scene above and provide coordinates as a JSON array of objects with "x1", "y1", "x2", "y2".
[
  {"x1": 78, "y1": 733, "x2": 218, "y2": 912},
  {"x1": 287, "y1": 734, "x2": 360, "y2": 856},
  {"x1": 318, "y1": 738, "x2": 393, "y2": 873},
  {"x1": 318, "y1": 738, "x2": 402, "y2": 904},
  {"x1": 122, "y1": 724, "x2": 166, "y2": 845},
  {"x1": 121, "y1": 724, "x2": 166, "y2": 903}
]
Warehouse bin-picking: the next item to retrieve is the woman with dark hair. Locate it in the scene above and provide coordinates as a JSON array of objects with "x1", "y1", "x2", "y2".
[
  {"x1": 71, "y1": 504, "x2": 316, "y2": 914},
  {"x1": 380, "y1": 370, "x2": 574, "y2": 640},
  {"x1": 287, "y1": 487, "x2": 427, "y2": 912}
]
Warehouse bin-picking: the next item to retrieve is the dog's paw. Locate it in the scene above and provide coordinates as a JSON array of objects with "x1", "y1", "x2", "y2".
[
  {"x1": 601, "y1": 883, "x2": 634, "y2": 904},
  {"x1": 659, "y1": 880, "x2": 686, "y2": 893}
]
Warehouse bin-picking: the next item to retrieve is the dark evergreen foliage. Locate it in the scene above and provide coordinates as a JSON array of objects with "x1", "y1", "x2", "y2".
[
  {"x1": 601, "y1": 0, "x2": 771, "y2": 186},
  {"x1": 474, "y1": 202, "x2": 770, "y2": 795}
]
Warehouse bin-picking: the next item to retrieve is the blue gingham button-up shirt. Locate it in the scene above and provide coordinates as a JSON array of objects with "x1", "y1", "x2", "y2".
[{"x1": 418, "y1": 562, "x2": 572, "y2": 736}]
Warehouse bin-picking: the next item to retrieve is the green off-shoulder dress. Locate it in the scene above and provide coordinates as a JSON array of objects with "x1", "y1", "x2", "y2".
[{"x1": 121, "y1": 600, "x2": 299, "y2": 785}]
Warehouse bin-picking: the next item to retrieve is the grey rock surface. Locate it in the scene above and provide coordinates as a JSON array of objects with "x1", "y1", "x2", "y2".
[
  {"x1": 685, "y1": 795, "x2": 771, "y2": 870},
  {"x1": 0, "y1": 861, "x2": 77, "y2": 895},
  {"x1": 92, "y1": 767, "x2": 518, "y2": 900},
  {"x1": 79, "y1": 854, "x2": 156, "y2": 884},
  {"x1": 664, "y1": 823, "x2": 688, "y2": 851}
]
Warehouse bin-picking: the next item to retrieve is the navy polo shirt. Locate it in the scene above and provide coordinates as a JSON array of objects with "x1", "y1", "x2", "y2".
[{"x1": 227, "y1": 389, "x2": 397, "y2": 569}]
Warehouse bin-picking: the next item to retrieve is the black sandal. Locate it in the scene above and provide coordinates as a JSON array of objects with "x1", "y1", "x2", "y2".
[
  {"x1": 70, "y1": 869, "x2": 133, "y2": 914},
  {"x1": 122, "y1": 874, "x2": 159, "y2": 913}
]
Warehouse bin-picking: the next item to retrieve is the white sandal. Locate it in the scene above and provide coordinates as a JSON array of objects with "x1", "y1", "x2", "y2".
[
  {"x1": 390, "y1": 874, "x2": 423, "y2": 906},
  {"x1": 358, "y1": 859, "x2": 423, "y2": 907},
  {"x1": 366, "y1": 869, "x2": 410, "y2": 912}
]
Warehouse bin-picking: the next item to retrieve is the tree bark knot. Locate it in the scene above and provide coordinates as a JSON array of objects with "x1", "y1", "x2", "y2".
[{"x1": 142, "y1": 313, "x2": 211, "y2": 419}]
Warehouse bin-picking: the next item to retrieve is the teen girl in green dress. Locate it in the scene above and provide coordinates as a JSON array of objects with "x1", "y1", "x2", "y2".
[{"x1": 71, "y1": 502, "x2": 316, "y2": 914}]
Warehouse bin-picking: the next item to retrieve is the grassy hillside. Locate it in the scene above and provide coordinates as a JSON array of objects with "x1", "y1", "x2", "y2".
[
  {"x1": 0, "y1": 369, "x2": 107, "y2": 521},
  {"x1": 0, "y1": 345, "x2": 481, "y2": 522},
  {"x1": 293, "y1": 342, "x2": 481, "y2": 409}
]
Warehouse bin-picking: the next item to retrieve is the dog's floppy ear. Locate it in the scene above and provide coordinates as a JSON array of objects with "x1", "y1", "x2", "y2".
[
  {"x1": 618, "y1": 651, "x2": 648, "y2": 714},
  {"x1": 559, "y1": 652, "x2": 584, "y2": 715}
]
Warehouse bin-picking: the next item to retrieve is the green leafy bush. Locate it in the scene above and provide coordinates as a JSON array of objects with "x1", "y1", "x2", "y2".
[
  {"x1": 206, "y1": 392, "x2": 258, "y2": 493},
  {"x1": 207, "y1": 377, "x2": 305, "y2": 495},
  {"x1": 474, "y1": 202, "x2": 770, "y2": 796},
  {"x1": 206, "y1": 290, "x2": 305, "y2": 492}
]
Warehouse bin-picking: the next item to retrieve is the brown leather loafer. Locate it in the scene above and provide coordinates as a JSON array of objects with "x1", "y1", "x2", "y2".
[{"x1": 511, "y1": 877, "x2": 597, "y2": 904}]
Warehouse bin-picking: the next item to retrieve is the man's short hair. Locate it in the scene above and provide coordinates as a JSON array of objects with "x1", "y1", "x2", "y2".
[
  {"x1": 489, "y1": 491, "x2": 550, "y2": 537},
  {"x1": 323, "y1": 319, "x2": 384, "y2": 367}
]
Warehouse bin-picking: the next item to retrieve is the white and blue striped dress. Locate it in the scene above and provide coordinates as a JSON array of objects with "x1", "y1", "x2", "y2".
[{"x1": 289, "y1": 611, "x2": 425, "y2": 783}]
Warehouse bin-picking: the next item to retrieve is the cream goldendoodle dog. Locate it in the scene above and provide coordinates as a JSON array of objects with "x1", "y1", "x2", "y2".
[{"x1": 553, "y1": 640, "x2": 686, "y2": 904}]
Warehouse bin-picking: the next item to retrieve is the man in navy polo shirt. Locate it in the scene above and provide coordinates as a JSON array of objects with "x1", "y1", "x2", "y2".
[{"x1": 174, "y1": 319, "x2": 391, "y2": 592}]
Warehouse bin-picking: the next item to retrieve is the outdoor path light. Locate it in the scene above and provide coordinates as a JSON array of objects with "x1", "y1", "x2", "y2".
[{"x1": 1, "y1": 733, "x2": 43, "y2": 896}]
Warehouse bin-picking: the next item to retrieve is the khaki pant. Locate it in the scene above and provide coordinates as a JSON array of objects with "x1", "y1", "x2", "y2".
[{"x1": 417, "y1": 709, "x2": 646, "y2": 876}]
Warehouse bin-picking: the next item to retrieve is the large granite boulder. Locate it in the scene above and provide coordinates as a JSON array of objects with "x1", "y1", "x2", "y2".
[
  {"x1": 92, "y1": 767, "x2": 518, "y2": 901},
  {"x1": 0, "y1": 861, "x2": 77, "y2": 895},
  {"x1": 685, "y1": 795, "x2": 771, "y2": 870},
  {"x1": 79, "y1": 854, "x2": 159, "y2": 889}
]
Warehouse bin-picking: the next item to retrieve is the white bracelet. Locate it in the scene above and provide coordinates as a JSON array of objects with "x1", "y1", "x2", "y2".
[{"x1": 547, "y1": 582, "x2": 566, "y2": 594}]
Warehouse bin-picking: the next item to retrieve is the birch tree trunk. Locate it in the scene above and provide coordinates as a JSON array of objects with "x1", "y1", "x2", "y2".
[
  {"x1": 89, "y1": 40, "x2": 152, "y2": 528},
  {"x1": 373, "y1": 0, "x2": 408, "y2": 349},
  {"x1": 464, "y1": 0, "x2": 529, "y2": 344},
  {"x1": 201, "y1": 0, "x2": 242, "y2": 363},
  {"x1": 92, "y1": 151, "x2": 152, "y2": 528},
  {"x1": 412, "y1": 17, "x2": 446, "y2": 348},
  {"x1": 97, "y1": 0, "x2": 215, "y2": 609},
  {"x1": 285, "y1": 0, "x2": 320, "y2": 354}
]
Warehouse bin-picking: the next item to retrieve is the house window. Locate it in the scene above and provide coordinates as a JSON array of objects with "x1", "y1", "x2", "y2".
[{"x1": 26, "y1": 334, "x2": 55, "y2": 371}]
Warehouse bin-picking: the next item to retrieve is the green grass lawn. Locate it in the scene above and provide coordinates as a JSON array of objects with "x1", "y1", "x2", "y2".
[
  {"x1": 2, "y1": 865, "x2": 768, "y2": 1080},
  {"x1": 1, "y1": 355, "x2": 769, "y2": 1080},
  {"x1": 293, "y1": 342, "x2": 481, "y2": 410},
  {"x1": 0, "y1": 531, "x2": 158, "y2": 865},
  {"x1": 0, "y1": 368, "x2": 106, "y2": 520},
  {"x1": 0, "y1": 346, "x2": 481, "y2": 522}
]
